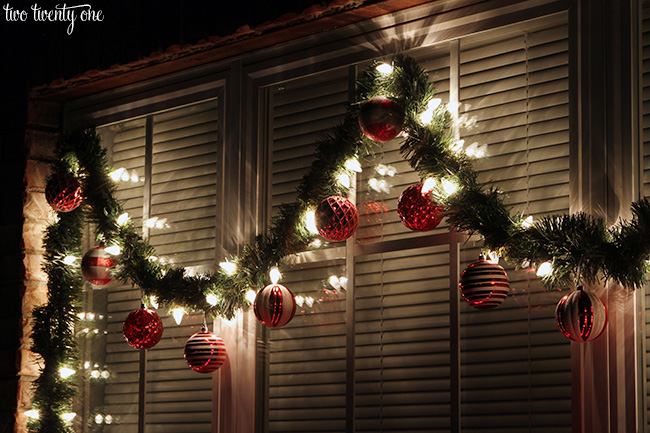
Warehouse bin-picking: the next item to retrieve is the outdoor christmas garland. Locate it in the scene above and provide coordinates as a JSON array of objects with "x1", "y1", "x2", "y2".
[{"x1": 30, "y1": 54, "x2": 650, "y2": 431}]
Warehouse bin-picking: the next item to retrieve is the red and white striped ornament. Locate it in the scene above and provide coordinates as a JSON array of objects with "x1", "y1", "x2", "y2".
[
  {"x1": 254, "y1": 283, "x2": 296, "y2": 328},
  {"x1": 555, "y1": 286, "x2": 607, "y2": 343},
  {"x1": 81, "y1": 246, "x2": 115, "y2": 286},
  {"x1": 459, "y1": 255, "x2": 510, "y2": 310},
  {"x1": 184, "y1": 327, "x2": 227, "y2": 373}
]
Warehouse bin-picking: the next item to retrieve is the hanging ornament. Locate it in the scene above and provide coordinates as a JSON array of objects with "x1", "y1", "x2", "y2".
[
  {"x1": 358, "y1": 97, "x2": 406, "y2": 142},
  {"x1": 254, "y1": 280, "x2": 296, "y2": 328},
  {"x1": 45, "y1": 173, "x2": 83, "y2": 212},
  {"x1": 81, "y1": 246, "x2": 115, "y2": 285},
  {"x1": 184, "y1": 326, "x2": 227, "y2": 373},
  {"x1": 555, "y1": 286, "x2": 608, "y2": 343},
  {"x1": 123, "y1": 305, "x2": 164, "y2": 349},
  {"x1": 397, "y1": 183, "x2": 445, "y2": 231},
  {"x1": 315, "y1": 195, "x2": 359, "y2": 242},
  {"x1": 459, "y1": 255, "x2": 510, "y2": 309}
]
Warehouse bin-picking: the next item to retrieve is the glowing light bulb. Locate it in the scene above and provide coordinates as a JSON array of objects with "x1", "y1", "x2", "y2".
[
  {"x1": 90, "y1": 370, "x2": 100, "y2": 378},
  {"x1": 63, "y1": 255, "x2": 76, "y2": 265},
  {"x1": 536, "y1": 261, "x2": 553, "y2": 277},
  {"x1": 309, "y1": 238, "x2": 322, "y2": 248},
  {"x1": 450, "y1": 139, "x2": 465, "y2": 155},
  {"x1": 130, "y1": 171, "x2": 139, "y2": 183},
  {"x1": 295, "y1": 295, "x2": 305, "y2": 307},
  {"x1": 419, "y1": 98, "x2": 442, "y2": 125},
  {"x1": 487, "y1": 251, "x2": 500, "y2": 265},
  {"x1": 441, "y1": 178, "x2": 458, "y2": 196},
  {"x1": 78, "y1": 312, "x2": 86, "y2": 320},
  {"x1": 521, "y1": 215, "x2": 534, "y2": 229},
  {"x1": 25, "y1": 410, "x2": 39, "y2": 419},
  {"x1": 305, "y1": 297, "x2": 315, "y2": 307},
  {"x1": 105, "y1": 245, "x2": 121, "y2": 255},
  {"x1": 95, "y1": 414, "x2": 104, "y2": 424},
  {"x1": 172, "y1": 308, "x2": 184, "y2": 325},
  {"x1": 83, "y1": 361, "x2": 90, "y2": 369},
  {"x1": 105, "y1": 414, "x2": 113, "y2": 424},
  {"x1": 117, "y1": 213, "x2": 130, "y2": 226},
  {"x1": 59, "y1": 367, "x2": 75, "y2": 379},
  {"x1": 87, "y1": 313, "x2": 95, "y2": 320},
  {"x1": 149, "y1": 296, "x2": 159, "y2": 309},
  {"x1": 219, "y1": 260, "x2": 237, "y2": 275},
  {"x1": 304, "y1": 209, "x2": 319, "y2": 234},
  {"x1": 109, "y1": 167, "x2": 126, "y2": 182},
  {"x1": 62, "y1": 413, "x2": 76, "y2": 422},
  {"x1": 270, "y1": 267, "x2": 282, "y2": 284},
  {"x1": 376, "y1": 62, "x2": 393, "y2": 75},
  {"x1": 328, "y1": 275, "x2": 341, "y2": 290},
  {"x1": 205, "y1": 294, "x2": 218, "y2": 306},
  {"x1": 246, "y1": 290, "x2": 257, "y2": 304},
  {"x1": 339, "y1": 276, "x2": 348, "y2": 290},
  {"x1": 337, "y1": 173, "x2": 351, "y2": 188},
  {"x1": 421, "y1": 177, "x2": 436, "y2": 195},
  {"x1": 344, "y1": 157, "x2": 362, "y2": 173},
  {"x1": 100, "y1": 370, "x2": 110, "y2": 379}
]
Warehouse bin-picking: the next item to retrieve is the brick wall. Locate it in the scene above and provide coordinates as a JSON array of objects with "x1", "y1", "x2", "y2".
[{"x1": 11, "y1": 99, "x2": 60, "y2": 433}]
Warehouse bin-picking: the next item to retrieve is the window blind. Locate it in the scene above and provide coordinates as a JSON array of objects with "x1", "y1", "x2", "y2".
[
  {"x1": 93, "y1": 99, "x2": 220, "y2": 433},
  {"x1": 642, "y1": 4, "x2": 650, "y2": 430}
]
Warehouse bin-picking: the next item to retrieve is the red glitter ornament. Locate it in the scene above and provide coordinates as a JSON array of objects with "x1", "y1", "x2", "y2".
[
  {"x1": 397, "y1": 183, "x2": 445, "y2": 231},
  {"x1": 555, "y1": 286, "x2": 607, "y2": 343},
  {"x1": 45, "y1": 173, "x2": 83, "y2": 212},
  {"x1": 81, "y1": 246, "x2": 115, "y2": 286},
  {"x1": 254, "y1": 283, "x2": 296, "y2": 328},
  {"x1": 123, "y1": 306, "x2": 163, "y2": 349},
  {"x1": 315, "y1": 195, "x2": 359, "y2": 242},
  {"x1": 459, "y1": 255, "x2": 510, "y2": 310},
  {"x1": 358, "y1": 97, "x2": 405, "y2": 142},
  {"x1": 184, "y1": 327, "x2": 227, "y2": 373}
]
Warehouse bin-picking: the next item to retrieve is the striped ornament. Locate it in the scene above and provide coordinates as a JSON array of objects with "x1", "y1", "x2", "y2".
[
  {"x1": 459, "y1": 256, "x2": 510, "y2": 310},
  {"x1": 184, "y1": 327, "x2": 227, "y2": 373},
  {"x1": 254, "y1": 283, "x2": 296, "y2": 328},
  {"x1": 81, "y1": 246, "x2": 115, "y2": 285},
  {"x1": 555, "y1": 286, "x2": 607, "y2": 343}
]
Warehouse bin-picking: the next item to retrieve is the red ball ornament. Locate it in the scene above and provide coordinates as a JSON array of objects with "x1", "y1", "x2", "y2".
[
  {"x1": 358, "y1": 97, "x2": 406, "y2": 142},
  {"x1": 81, "y1": 246, "x2": 115, "y2": 285},
  {"x1": 184, "y1": 327, "x2": 227, "y2": 373},
  {"x1": 397, "y1": 183, "x2": 445, "y2": 231},
  {"x1": 254, "y1": 283, "x2": 296, "y2": 328},
  {"x1": 459, "y1": 255, "x2": 510, "y2": 309},
  {"x1": 555, "y1": 286, "x2": 608, "y2": 343},
  {"x1": 123, "y1": 306, "x2": 163, "y2": 349},
  {"x1": 315, "y1": 195, "x2": 359, "y2": 242},
  {"x1": 45, "y1": 173, "x2": 83, "y2": 212}
]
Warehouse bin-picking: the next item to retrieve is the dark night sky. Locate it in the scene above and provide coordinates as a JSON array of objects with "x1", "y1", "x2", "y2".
[{"x1": 1, "y1": 0, "x2": 326, "y2": 129}]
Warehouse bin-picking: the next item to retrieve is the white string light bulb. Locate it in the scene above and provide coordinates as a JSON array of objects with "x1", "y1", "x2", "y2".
[
  {"x1": 246, "y1": 290, "x2": 257, "y2": 304},
  {"x1": 63, "y1": 255, "x2": 76, "y2": 265},
  {"x1": 25, "y1": 410, "x2": 39, "y2": 419},
  {"x1": 104, "y1": 245, "x2": 121, "y2": 255},
  {"x1": 172, "y1": 308, "x2": 184, "y2": 325},
  {"x1": 270, "y1": 267, "x2": 282, "y2": 284},
  {"x1": 61, "y1": 413, "x2": 76, "y2": 422},
  {"x1": 421, "y1": 178, "x2": 436, "y2": 195},
  {"x1": 304, "y1": 210, "x2": 319, "y2": 234},
  {"x1": 344, "y1": 157, "x2": 362, "y2": 173},
  {"x1": 59, "y1": 367, "x2": 75, "y2": 379},
  {"x1": 376, "y1": 62, "x2": 394, "y2": 75},
  {"x1": 337, "y1": 173, "x2": 351, "y2": 188},
  {"x1": 205, "y1": 294, "x2": 218, "y2": 306},
  {"x1": 441, "y1": 178, "x2": 459, "y2": 196},
  {"x1": 521, "y1": 215, "x2": 534, "y2": 229},
  {"x1": 149, "y1": 296, "x2": 159, "y2": 309},
  {"x1": 219, "y1": 259, "x2": 237, "y2": 275},
  {"x1": 117, "y1": 212, "x2": 130, "y2": 226},
  {"x1": 328, "y1": 275, "x2": 341, "y2": 290},
  {"x1": 536, "y1": 261, "x2": 553, "y2": 277}
]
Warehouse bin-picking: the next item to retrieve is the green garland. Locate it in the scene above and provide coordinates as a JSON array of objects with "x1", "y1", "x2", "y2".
[{"x1": 30, "y1": 54, "x2": 650, "y2": 431}]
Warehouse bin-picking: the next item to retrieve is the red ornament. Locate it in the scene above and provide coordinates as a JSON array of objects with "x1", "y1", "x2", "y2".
[
  {"x1": 81, "y1": 246, "x2": 115, "y2": 285},
  {"x1": 184, "y1": 327, "x2": 227, "y2": 373},
  {"x1": 315, "y1": 195, "x2": 359, "y2": 242},
  {"x1": 123, "y1": 306, "x2": 163, "y2": 349},
  {"x1": 397, "y1": 183, "x2": 445, "y2": 231},
  {"x1": 254, "y1": 283, "x2": 296, "y2": 328},
  {"x1": 555, "y1": 286, "x2": 607, "y2": 343},
  {"x1": 459, "y1": 255, "x2": 510, "y2": 309},
  {"x1": 45, "y1": 173, "x2": 83, "y2": 212},
  {"x1": 358, "y1": 97, "x2": 405, "y2": 142}
]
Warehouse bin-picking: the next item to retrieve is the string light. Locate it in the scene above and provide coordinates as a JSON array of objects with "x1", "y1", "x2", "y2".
[
  {"x1": 100, "y1": 370, "x2": 110, "y2": 379},
  {"x1": 87, "y1": 313, "x2": 95, "y2": 320},
  {"x1": 441, "y1": 178, "x2": 459, "y2": 197},
  {"x1": 487, "y1": 251, "x2": 500, "y2": 264},
  {"x1": 368, "y1": 178, "x2": 390, "y2": 193},
  {"x1": 419, "y1": 98, "x2": 442, "y2": 125},
  {"x1": 25, "y1": 410, "x2": 39, "y2": 419},
  {"x1": 421, "y1": 177, "x2": 436, "y2": 195},
  {"x1": 295, "y1": 295, "x2": 305, "y2": 307},
  {"x1": 149, "y1": 296, "x2": 159, "y2": 309},
  {"x1": 337, "y1": 173, "x2": 351, "y2": 188},
  {"x1": 376, "y1": 62, "x2": 394, "y2": 75},
  {"x1": 304, "y1": 210, "x2": 319, "y2": 235},
  {"x1": 104, "y1": 245, "x2": 121, "y2": 255},
  {"x1": 62, "y1": 255, "x2": 76, "y2": 265},
  {"x1": 59, "y1": 367, "x2": 75, "y2": 379},
  {"x1": 205, "y1": 294, "x2": 218, "y2": 306},
  {"x1": 144, "y1": 217, "x2": 169, "y2": 229},
  {"x1": 339, "y1": 276, "x2": 348, "y2": 290},
  {"x1": 305, "y1": 297, "x2": 315, "y2": 307},
  {"x1": 450, "y1": 139, "x2": 465, "y2": 155},
  {"x1": 309, "y1": 238, "x2": 322, "y2": 248},
  {"x1": 95, "y1": 414, "x2": 104, "y2": 424},
  {"x1": 172, "y1": 308, "x2": 184, "y2": 325},
  {"x1": 270, "y1": 267, "x2": 282, "y2": 284},
  {"x1": 246, "y1": 290, "x2": 257, "y2": 304},
  {"x1": 536, "y1": 261, "x2": 553, "y2": 277},
  {"x1": 219, "y1": 259, "x2": 237, "y2": 275},
  {"x1": 90, "y1": 370, "x2": 100, "y2": 378},
  {"x1": 117, "y1": 212, "x2": 130, "y2": 226},
  {"x1": 521, "y1": 215, "x2": 534, "y2": 229},
  {"x1": 464, "y1": 141, "x2": 487, "y2": 158},
  {"x1": 105, "y1": 415, "x2": 113, "y2": 424},
  {"x1": 61, "y1": 412, "x2": 76, "y2": 422},
  {"x1": 344, "y1": 157, "x2": 362, "y2": 173}
]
